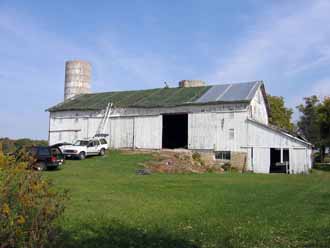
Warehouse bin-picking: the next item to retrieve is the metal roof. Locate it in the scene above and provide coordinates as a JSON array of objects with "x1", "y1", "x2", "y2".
[
  {"x1": 47, "y1": 81, "x2": 264, "y2": 112},
  {"x1": 195, "y1": 81, "x2": 262, "y2": 103}
]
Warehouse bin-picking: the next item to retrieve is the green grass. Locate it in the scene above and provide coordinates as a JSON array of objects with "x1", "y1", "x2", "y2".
[{"x1": 47, "y1": 151, "x2": 330, "y2": 248}]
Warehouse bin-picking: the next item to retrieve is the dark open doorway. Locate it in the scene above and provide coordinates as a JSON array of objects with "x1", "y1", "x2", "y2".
[
  {"x1": 162, "y1": 114, "x2": 188, "y2": 149},
  {"x1": 270, "y1": 148, "x2": 289, "y2": 173}
]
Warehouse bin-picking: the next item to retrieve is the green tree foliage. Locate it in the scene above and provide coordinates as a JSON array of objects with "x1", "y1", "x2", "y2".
[
  {"x1": 0, "y1": 138, "x2": 48, "y2": 154},
  {"x1": 297, "y1": 96, "x2": 321, "y2": 146},
  {"x1": 297, "y1": 96, "x2": 330, "y2": 161},
  {"x1": 318, "y1": 97, "x2": 330, "y2": 149},
  {"x1": 267, "y1": 95, "x2": 294, "y2": 131}
]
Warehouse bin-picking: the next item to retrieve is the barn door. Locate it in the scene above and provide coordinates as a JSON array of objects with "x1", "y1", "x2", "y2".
[
  {"x1": 252, "y1": 147, "x2": 270, "y2": 173},
  {"x1": 290, "y1": 148, "x2": 307, "y2": 174}
]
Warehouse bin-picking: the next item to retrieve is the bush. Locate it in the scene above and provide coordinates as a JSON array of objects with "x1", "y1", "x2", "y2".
[
  {"x1": 324, "y1": 156, "x2": 330, "y2": 163},
  {"x1": 0, "y1": 149, "x2": 68, "y2": 248}
]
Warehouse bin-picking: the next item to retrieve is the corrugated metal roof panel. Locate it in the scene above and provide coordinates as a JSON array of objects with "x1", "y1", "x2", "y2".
[
  {"x1": 220, "y1": 81, "x2": 260, "y2": 101},
  {"x1": 195, "y1": 84, "x2": 230, "y2": 103},
  {"x1": 195, "y1": 81, "x2": 261, "y2": 103}
]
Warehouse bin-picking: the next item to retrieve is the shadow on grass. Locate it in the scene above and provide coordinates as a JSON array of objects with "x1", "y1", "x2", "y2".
[
  {"x1": 313, "y1": 163, "x2": 330, "y2": 172},
  {"x1": 303, "y1": 226, "x2": 330, "y2": 248},
  {"x1": 56, "y1": 222, "x2": 200, "y2": 248}
]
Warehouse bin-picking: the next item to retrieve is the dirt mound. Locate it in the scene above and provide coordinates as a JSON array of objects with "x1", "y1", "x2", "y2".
[{"x1": 141, "y1": 150, "x2": 224, "y2": 174}]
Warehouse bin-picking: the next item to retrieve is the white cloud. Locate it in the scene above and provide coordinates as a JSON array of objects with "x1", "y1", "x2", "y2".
[
  {"x1": 0, "y1": 7, "x2": 179, "y2": 138},
  {"x1": 212, "y1": 0, "x2": 330, "y2": 83},
  {"x1": 310, "y1": 78, "x2": 330, "y2": 99}
]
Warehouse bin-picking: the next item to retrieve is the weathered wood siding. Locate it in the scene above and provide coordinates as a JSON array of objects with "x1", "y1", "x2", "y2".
[
  {"x1": 290, "y1": 148, "x2": 309, "y2": 174},
  {"x1": 247, "y1": 120, "x2": 312, "y2": 173},
  {"x1": 247, "y1": 120, "x2": 308, "y2": 148},
  {"x1": 134, "y1": 116, "x2": 162, "y2": 149},
  {"x1": 48, "y1": 104, "x2": 312, "y2": 175},
  {"x1": 252, "y1": 148, "x2": 270, "y2": 173},
  {"x1": 188, "y1": 111, "x2": 248, "y2": 151},
  {"x1": 250, "y1": 88, "x2": 268, "y2": 125},
  {"x1": 109, "y1": 117, "x2": 134, "y2": 148}
]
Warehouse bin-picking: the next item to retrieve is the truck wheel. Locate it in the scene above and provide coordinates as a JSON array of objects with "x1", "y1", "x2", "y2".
[
  {"x1": 79, "y1": 152, "x2": 86, "y2": 160},
  {"x1": 35, "y1": 162, "x2": 46, "y2": 171},
  {"x1": 99, "y1": 149, "x2": 105, "y2": 156}
]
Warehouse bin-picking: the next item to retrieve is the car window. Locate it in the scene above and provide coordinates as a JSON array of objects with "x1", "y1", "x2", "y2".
[
  {"x1": 100, "y1": 139, "x2": 107, "y2": 144},
  {"x1": 38, "y1": 147, "x2": 50, "y2": 156},
  {"x1": 95, "y1": 140, "x2": 100, "y2": 146},
  {"x1": 74, "y1": 140, "x2": 89, "y2": 146}
]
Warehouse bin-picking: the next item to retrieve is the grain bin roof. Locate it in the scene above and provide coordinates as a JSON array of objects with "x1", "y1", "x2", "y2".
[{"x1": 47, "y1": 81, "x2": 264, "y2": 112}]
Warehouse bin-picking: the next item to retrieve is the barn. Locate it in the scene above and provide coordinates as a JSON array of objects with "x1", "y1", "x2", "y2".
[{"x1": 47, "y1": 60, "x2": 312, "y2": 174}]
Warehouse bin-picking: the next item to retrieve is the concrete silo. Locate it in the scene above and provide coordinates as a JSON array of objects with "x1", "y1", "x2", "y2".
[{"x1": 64, "y1": 60, "x2": 91, "y2": 100}]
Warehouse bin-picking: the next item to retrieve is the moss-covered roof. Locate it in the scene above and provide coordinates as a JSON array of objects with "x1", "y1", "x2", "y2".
[
  {"x1": 47, "y1": 81, "x2": 264, "y2": 112},
  {"x1": 47, "y1": 86, "x2": 212, "y2": 112}
]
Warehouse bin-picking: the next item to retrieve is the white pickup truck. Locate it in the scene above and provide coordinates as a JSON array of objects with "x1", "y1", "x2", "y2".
[{"x1": 60, "y1": 137, "x2": 109, "y2": 160}]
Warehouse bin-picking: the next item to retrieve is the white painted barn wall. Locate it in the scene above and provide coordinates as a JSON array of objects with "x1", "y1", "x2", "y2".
[
  {"x1": 110, "y1": 103, "x2": 248, "y2": 117},
  {"x1": 252, "y1": 148, "x2": 270, "y2": 173},
  {"x1": 48, "y1": 101, "x2": 312, "y2": 175},
  {"x1": 107, "y1": 115, "x2": 163, "y2": 149},
  {"x1": 109, "y1": 117, "x2": 134, "y2": 148},
  {"x1": 48, "y1": 103, "x2": 250, "y2": 147},
  {"x1": 49, "y1": 111, "x2": 104, "y2": 145},
  {"x1": 188, "y1": 111, "x2": 248, "y2": 151},
  {"x1": 246, "y1": 120, "x2": 312, "y2": 174},
  {"x1": 247, "y1": 120, "x2": 309, "y2": 148},
  {"x1": 134, "y1": 116, "x2": 162, "y2": 149},
  {"x1": 250, "y1": 88, "x2": 268, "y2": 125}
]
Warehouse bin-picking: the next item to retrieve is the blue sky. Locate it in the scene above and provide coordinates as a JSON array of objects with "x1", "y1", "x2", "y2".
[{"x1": 1, "y1": 0, "x2": 330, "y2": 139}]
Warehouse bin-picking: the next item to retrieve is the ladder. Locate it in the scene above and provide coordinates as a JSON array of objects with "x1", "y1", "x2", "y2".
[{"x1": 94, "y1": 102, "x2": 112, "y2": 138}]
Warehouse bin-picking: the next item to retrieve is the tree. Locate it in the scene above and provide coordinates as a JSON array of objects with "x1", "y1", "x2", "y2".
[
  {"x1": 267, "y1": 95, "x2": 294, "y2": 131},
  {"x1": 318, "y1": 97, "x2": 330, "y2": 158},
  {"x1": 297, "y1": 96, "x2": 321, "y2": 146}
]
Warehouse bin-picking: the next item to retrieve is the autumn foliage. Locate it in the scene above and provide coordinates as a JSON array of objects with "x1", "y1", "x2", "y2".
[{"x1": 0, "y1": 147, "x2": 67, "y2": 248}]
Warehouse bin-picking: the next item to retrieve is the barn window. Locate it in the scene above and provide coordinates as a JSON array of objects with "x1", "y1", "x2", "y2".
[
  {"x1": 229, "y1": 128, "x2": 235, "y2": 140},
  {"x1": 215, "y1": 151, "x2": 231, "y2": 160}
]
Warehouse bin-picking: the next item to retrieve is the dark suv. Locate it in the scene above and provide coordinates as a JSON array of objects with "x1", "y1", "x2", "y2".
[{"x1": 28, "y1": 146, "x2": 64, "y2": 171}]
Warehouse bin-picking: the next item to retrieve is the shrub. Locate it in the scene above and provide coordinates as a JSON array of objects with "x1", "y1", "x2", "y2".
[
  {"x1": 324, "y1": 156, "x2": 330, "y2": 163},
  {"x1": 0, "y1": 149, "x2": 68, "y2": 248}
]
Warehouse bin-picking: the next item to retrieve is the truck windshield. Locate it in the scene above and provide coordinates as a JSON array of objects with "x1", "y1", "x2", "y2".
[{"x1": 73, "y1": 140, "x2": 89, "y2": 146}]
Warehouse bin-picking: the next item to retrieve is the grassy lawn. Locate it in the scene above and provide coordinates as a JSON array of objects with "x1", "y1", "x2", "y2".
[{"x1": 47, "y1": 151, "x2": 330, "y2": 248}]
